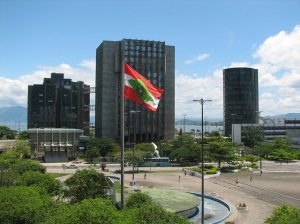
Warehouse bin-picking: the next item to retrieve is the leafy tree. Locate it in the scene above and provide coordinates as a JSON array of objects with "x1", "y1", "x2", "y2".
[
  {"x1": 85, "y1": 148, "x2": 99, "y2": 163},
  {"x1": 0, "y1": 148, "x2": 21, "y2": 161},
  {"x1": 158, "y1": 140, "x2": 173, "y2": 157},
  {"x1": 265, "y1": 204, "x2": 300, "y2": 224},
  {"x1": 18, "y1": 171, "x2": 62, "y2": 196},
  {"x1": 87, "y1": 137, "x2": 119, "y2": 158},
  {"x1": 45, "y1": 198, "x2": 119, "y2": 224},
  {"x1": 0, "y1": 158, "x2": 19, "y2": 187},
  {"x1": 135, "y1": 143, "x2": 154, "y2": 152},
  {"x1": 14, "y1": 140, "x2": 31, "y2": 158},
  {"x1": 252, "y1": 142, "x2": 274, "y2": 159},
  {"x1": 18, "y1": 131, "x2": 30, "y2": 140},
  {"x1": 13, "y1": 159, "x2": 46, "y2": 174},
  {"x1": 0, "y1": 186, "x2": 54, "y2": 224},
  {"x1": 122, "y1": 203, "x2": 191, "y2": 224},
  {"x1": 270, "y1": 150, "x2": 296, "y2": 163},
  {"x1": 170, "y1": 143, "x2": 200, "y2": 164},
  {"x1": 64, "y1": 169, "x2": 109, "y2": 203},
  {"x1": 206, "y1": 140, "x2": 237, "y2": 168},
  {"x1": 242, "y1": 126, "x2": 264, "y2": 148},
  {"x1": 171, "y1": 135, "x2": 195, "y2": 149},
  {"x1": 0, "y1": 125, "x2": 16, "y2": 139}
]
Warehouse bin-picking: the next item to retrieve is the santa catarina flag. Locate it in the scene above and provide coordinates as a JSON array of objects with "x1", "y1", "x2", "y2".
[{"x1": 124, "y1": 63, "x2": 164, "y2": 112}]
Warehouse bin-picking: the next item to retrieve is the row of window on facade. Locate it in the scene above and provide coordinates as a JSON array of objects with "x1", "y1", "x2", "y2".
[{"x1": 124, "y1": 50, "x2": 164, "y2": 56}]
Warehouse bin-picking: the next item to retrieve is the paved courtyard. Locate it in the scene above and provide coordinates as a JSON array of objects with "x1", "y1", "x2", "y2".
[{"x1": 46, "y1": 160, "x2": 300, "y2": 224}]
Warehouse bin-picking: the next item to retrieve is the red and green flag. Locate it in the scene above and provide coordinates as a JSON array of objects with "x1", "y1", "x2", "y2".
[{"x1": 124, "y1": 63, "x2": 163, "y2": 112}]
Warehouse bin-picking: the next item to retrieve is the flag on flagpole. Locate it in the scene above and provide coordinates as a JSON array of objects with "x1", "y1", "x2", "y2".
[{"x1": 124, "y1": 63, "x2": 164, "y2": 112}]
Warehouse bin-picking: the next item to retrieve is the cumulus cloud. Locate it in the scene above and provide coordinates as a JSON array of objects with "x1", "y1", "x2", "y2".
[
  {"x1": 0, "y1": 60, "x2": 95, "y2": 108},
  {"x1": 2, "y1": 25, "x2": 300, "y2": 119},
  {"x1": 252, "y1": 25, "x2": 300, "y2": 115},
  {"x1": 176, "y1": 25, "x2": 300, "y2": 117},
  {"x1": 175, "y1": 69, "x2": 223, "y2": 118},
  {"x1": 185, "y1": 53, "x2": 210, "y2": 64}
]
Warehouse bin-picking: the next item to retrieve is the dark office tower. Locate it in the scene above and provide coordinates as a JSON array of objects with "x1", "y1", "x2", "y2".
[
  {"x1": 28, "y1": 73, "x2": 90, "y2": 134},
  {"x1": 223, "y1": 67, "x2": 259, "y2": 136},
  {"x1": 95, "y1": 39, "x2": 175, "y2": 142}
]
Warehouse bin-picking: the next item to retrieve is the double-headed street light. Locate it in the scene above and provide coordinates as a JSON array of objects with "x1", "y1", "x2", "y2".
[
  {"x1": 130, "y1": 110, "x2": 140, "y2": 187},
  {"x1": 193, "y1": 99, "x2": 212, "y2": 224}
]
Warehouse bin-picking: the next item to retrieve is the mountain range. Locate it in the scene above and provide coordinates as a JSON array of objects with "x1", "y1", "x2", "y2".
[
  {"x1": 1, "y1": 106, "x2": 300, "y2": 126},
  {"x1": 0, "y1": 106, "x2": 27, "y2": 122}
]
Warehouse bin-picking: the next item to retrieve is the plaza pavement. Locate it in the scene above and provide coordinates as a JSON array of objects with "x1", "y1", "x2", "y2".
[{"x1": 46, "y1": 160, "x2": 300, "y2": 224}]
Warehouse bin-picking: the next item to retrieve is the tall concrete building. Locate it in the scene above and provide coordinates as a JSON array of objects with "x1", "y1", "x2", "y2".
[
  {"x1": 96, "y1": 39, "x2": 175, "y2": 142},
  {"x1": 28, "y1": 73, "x2": 90, "y2": 134},
  {"x1": 223, "y1": 67, "x2": 259, "y2": 136}
]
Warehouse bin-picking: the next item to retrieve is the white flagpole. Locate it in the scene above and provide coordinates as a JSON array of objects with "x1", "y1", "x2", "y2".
[{"x1": 120, "y1": 41, "x2": 125, "y2": 209}]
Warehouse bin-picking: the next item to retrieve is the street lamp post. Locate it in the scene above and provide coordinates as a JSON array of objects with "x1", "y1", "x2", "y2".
[
  {"x1": 130, "y1": 110, "x2": 140, "y2": 187},
  {"x1": 193, "y1": 99, "x2": 212, "y2": 224}
]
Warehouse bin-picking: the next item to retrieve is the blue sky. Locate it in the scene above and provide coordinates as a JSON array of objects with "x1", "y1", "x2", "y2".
[{"x1": 1, "y1": 0, "x2": 300, "y2": 118}]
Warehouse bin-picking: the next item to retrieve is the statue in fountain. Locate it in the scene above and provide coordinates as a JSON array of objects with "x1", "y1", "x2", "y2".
[{"x1": 151, "y1": 142, "x2": 160, "y2": 158}]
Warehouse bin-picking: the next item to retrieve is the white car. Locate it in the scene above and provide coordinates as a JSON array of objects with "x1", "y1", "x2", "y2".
[{"x1": 66, "y1": 164, "x2": 78, "y2": 169}]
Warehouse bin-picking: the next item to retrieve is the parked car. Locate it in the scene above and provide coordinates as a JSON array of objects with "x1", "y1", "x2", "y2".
[{"x1": 66, "y1": 164, "x2": 78, "y2": 169}]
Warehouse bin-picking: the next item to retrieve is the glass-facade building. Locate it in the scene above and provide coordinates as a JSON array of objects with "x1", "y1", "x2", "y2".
[
  {"x1": 95, "y1": 39, "x2": 175, "y2": 142},
  {"x1": 28, "y1": 73, "x2": 90, "y2": 134},
  {"x1": 223, "y1": 67, "x2": 259, "y2": 136}
]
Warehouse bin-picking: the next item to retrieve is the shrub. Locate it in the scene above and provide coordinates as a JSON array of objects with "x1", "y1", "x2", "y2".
[
  {"x1": 251, "y1": 162, "x2": 258, "y2": 169},
  {"x1": 126, "y1": 192, "x2": 153, "y2": 209},
  {"x1": 220, "y1": 167, "x2": 237, "y2": 173},
  {"x1": 206, "y1": 167, "x2": 218, "y2": 174}
]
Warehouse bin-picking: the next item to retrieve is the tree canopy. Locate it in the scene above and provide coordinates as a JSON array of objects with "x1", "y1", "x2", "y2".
[
  {"x1": 45, "y1": 198, "x2": 119, "y2": 224},
  {"x1": 0, "y1": 186, "x2": 54, "y2": 224},
  {"x1": 87, "y1": 137, "x2": 119, "y2": 157},
  {"x1": 0, "y1": 125, "x2": 16, "y2": 139},
  {"x1": 64, "y1": 169, "x2": 109, "y2": 203},
  {"x1": 206, "y1": 140, "x2": 237, "y2": 168},
  {"x1": 242, "y1": 126, "x2": 264, "y2": 148},
  {"x1": 18, "y1": 171, "x2": 62, "y2": 196},
  {"x1": 265, "y1": 204, "x2": 300, "y2": 224}
]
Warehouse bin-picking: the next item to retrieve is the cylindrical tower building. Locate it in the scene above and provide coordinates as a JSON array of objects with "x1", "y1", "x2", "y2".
[{"x1": 223, "y1": 67, "x2": 259, "y2": 136}]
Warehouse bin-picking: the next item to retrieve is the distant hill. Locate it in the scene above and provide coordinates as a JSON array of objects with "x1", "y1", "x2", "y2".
[
  {"x1": 265, "y1": 113, "x2": 300, "y2": 120},
  {"x1": 0, "y1": 106, "x2": 27, "y2": 122}
]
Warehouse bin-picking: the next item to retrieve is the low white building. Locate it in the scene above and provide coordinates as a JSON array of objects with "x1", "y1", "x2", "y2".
[
  {"x1": 232, "y1": 119, "x2": 300, "y2": 146},
  {"x1": 28, "y1": 128, "x2": 83, "y2": 163}
]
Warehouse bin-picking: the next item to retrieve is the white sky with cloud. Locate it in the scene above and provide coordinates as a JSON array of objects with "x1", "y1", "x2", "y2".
[
  {"x1": 1, "y1": 25, "x2": 300, "y2": 119},
  {"x1": 0, "y1": 61, "x2": 95, "y2": 108},
  {"x1": 185, "y1": 53, "x2": 210, "y2": 64},
  {"x1": 176, "y1": 25, "x2": 300, "y2": 118}
]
